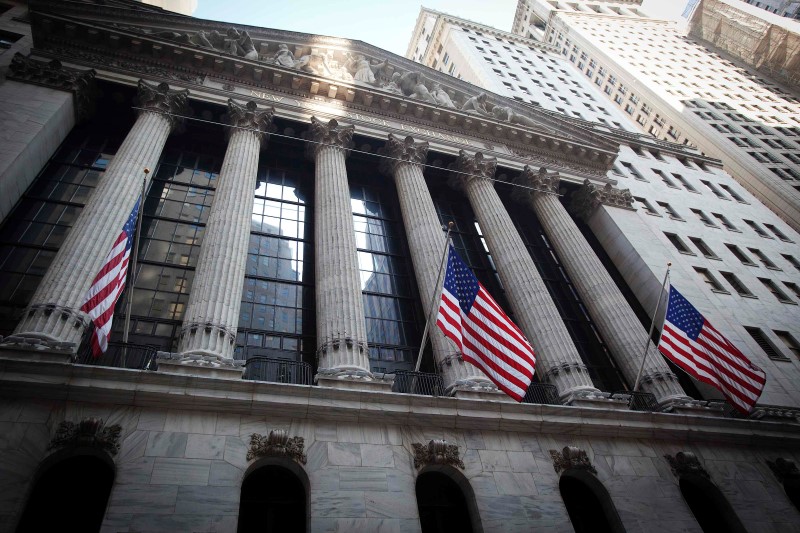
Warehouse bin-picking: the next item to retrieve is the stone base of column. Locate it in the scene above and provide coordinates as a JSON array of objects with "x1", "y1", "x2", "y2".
[
  {"x1": 315, "y1": 367, "x2": 394, "y2": 392},
  {"x1": 8, "y1": 304, "x2": 88, "y2": 351},
  {"x1": 447, "y1": 378, "x2": 512, "y2": 401},
  {"x1": 563, "y1": 388, "x2": 631, "y2": 410},
  {"x1": 156, "y1": 352, "x2": 245, "y2": 380},
  {"x1": 0, "y1": 342, "x2": 74, "y2": 364}
]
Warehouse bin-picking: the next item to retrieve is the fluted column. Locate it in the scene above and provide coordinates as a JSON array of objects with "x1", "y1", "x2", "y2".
[
  {"x1": 449, "y1": 151, "x2": 600, "y2": 401},
  {"x1": 380, "y1": 135, "x2": 496, "y2": 396},
  {"x1": 8, "y1": 80, "x2": 187, "y2": 351},
  {"x1": 307, "y1": 117, "x2": 376, "y2": 385},
  {"x1": 177, "y1": 100, "x2": 274, "y2": 361},
  {"x1": 567, "y1": 178, "x2": 689, "y2": 404}
]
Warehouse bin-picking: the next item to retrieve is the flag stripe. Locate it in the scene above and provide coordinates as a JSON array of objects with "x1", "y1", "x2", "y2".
[
  {"x1": 657, "y1": 285, "x2": 765, "y2": 413},
  {"x1": 436, "y1": 245, "x2": 536, "y2": 402},
  {"x1": 80, "y1": 197, "x2": 141, "y2": 357}
]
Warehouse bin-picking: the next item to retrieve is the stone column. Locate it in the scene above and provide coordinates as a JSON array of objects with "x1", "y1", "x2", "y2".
[
  {"x1": 176, "y1": 100, "x2": 274, "y2": 363},
  {"x1": 380, "y1": 135, "x2": 499, "y2": 398},
  {"x1": 449, "y1": 151, "x2": 603, "y2": 403},
  {"x1": 307, "y1": 117, "x2": 389, "y2": 391},
  {"x1": 567, "y1": 178, "x2": 690, "y2": 405},
  {"x1": 6, "y1": 80, "x2": 188, "y2": 353},
  {"x1": 0, "y1": 54, "x2": 96, "y2": 225}
]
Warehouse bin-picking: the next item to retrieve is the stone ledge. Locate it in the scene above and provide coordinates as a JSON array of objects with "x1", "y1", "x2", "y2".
[{"x1": 0, "y1": 355, "x2": 798, "y2": 446}]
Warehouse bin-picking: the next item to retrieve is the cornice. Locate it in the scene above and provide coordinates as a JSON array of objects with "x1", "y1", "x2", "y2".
[{"x1": 1, "y1": 355, "x2": 799, "y2": 446}]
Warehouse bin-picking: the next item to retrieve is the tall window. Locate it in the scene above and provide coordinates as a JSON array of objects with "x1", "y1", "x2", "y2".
[
  {"x1": 237, "y1": 152, "x2": 315, "y2": 366},
  {"x1": 350, "y1": 167, "x2": 421, "y2": 373}
]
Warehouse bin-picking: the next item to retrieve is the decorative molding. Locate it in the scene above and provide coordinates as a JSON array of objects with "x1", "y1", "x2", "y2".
[
  {"x1": 246, "y1": 429, "x2": 307, "y2": 464},
  {"x1": 639, "y1": 370, "x2": 681, "y2": 385},
  {"x1": 179, "y1": 321, "x2": 237, "y2": 346},
  {"x1": 569, "y1": 179, "x2": 635, "y2": 221},
  {"x1": 225, "y1": 99, "x2": 275, "y2": 143},
  {"x1": 550, "y1": 446, "x2": 597, "y2": 475},
  {"x1": 48, "y1": 418, "x2": 122, "y2": 456},
  {"x1": 412, "y1": 439, "x2": 465, "y2": 469},
  {"x1": 766, "y1": 458, "x2": 800, "y2": 482},
  {"x1": 306, "y1": 117, "x2": 355, "y2": 158},
  {"x1": 512, "y1": 165, "x2": 560, "y2": 205},
  {"x1": 665, "y1": 451, "x2": 710, "y2": 479},
  {"x1": 7, "y1": 53, "x2": 97, "y2": 120},
  {"x1": 379, "y1": 134, "x2": 429, "y2": 176},
  {"x1": 448, "y1": 150, "x2": 497, "y2": 191},
  {"x1": 543, "y1": 361, "x2": 591, "y2": 380},
  {"x1": 136, "y1": 79, "x2": 190, "y2": 129}
]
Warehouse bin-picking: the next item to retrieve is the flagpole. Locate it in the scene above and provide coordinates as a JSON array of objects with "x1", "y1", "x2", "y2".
[
  {"x1": 122, "y1": 168, "x2": 149, "y2": 352},
  {"x1": 413, "y1": 221, "x2": 454, "y2": 373},
  {"x1": 633, "y1": 262, "x2": 671, "y2": 392}
]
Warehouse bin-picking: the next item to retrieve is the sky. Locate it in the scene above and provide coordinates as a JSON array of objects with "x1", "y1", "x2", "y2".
[{"x1": 193, "y1": 0, "x2": 519, "y2": 57}]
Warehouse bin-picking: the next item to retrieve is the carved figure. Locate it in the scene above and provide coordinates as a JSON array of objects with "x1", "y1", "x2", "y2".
[
  {"x1": 271, "y1": 43, "x2": 296, "y2": 68},
  {"x1": 224, "y1": 28, "x2": 258, "y2": 60},
  {"x1": 430, "y1": 82, "x2": 456, "y2": 108},
  {"x1": 396, "y1": 71, "x2": 436, "y2": 104},
  {"x1": 461, "y1": 92, "x2": 491, "y2": 116},
  {"x1": 382, "y1": 72, "x2": 404, "y2": 95},
  {"x1": 491, "y1": 105, "x2": 538, "y2": 128},
  {"x1": 294, "y1": 51, "x2": 335, "y2": 77},
  {"x1": 345, "y1": 54, "x2": 387, "y2": 84}
]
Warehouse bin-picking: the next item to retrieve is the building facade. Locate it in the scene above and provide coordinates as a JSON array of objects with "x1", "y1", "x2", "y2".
[
  {"x1": 510, "y1": 0, "x2": 800, "y2": 234},
  {"x1": 1, "y1": 1, "x2": 800, "y2": 532}
]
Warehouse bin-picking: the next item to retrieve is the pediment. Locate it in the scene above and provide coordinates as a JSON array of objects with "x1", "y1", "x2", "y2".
[{"x1": 27, "y1": 0, "x2": 622, "y2": 172}]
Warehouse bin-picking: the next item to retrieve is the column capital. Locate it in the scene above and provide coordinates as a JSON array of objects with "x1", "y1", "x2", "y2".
[
  {"x1": 569, "y1": 179, "x2": 634, "y2": 221},
  {"x1": 225, "y1": 99, "x2": 275, "y2": 144},
  {"x1": 448, "y1": 150, "x2": 496, "y2": 191},
  {"x1": 306, "y1": 116, "x2": 354, "y2": 159},
  {"x1": 512, "y1": 165, "x2": 560, "y2": 204},
  {"x1": 7, "y1": 53, "x2": 97, "y2": 120},
  {"x1": 136, "y1": 79, "x2": 190, "y2": 130},
  {"x1": 379, "y1": 134, "x2": 429, "y2": 176}
]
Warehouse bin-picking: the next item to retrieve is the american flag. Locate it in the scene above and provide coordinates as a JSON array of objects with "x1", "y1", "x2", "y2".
[
  {"x1": 80, "y1": 197, "x2": 141, "y2": 356},
  {"x1": 436, "y1": 245, "x2": 536, "y2": 402},
  {"x1": 658, "y1": 285, "x2": 766, "y2": 413}
]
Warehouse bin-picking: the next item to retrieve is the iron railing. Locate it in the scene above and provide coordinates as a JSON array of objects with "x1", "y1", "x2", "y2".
[
  {"x1": 521, "y1": 383, "x2": 560, "y2": 405},
  {"x1": 74, "y1": 342, "x2": 158, "y2": 370},
  {"x1": 243, "y1": 356, "x2": 313, "y2": 385},
  {"x1": 611, "y1": 390, "x2": 659, "y2": 412},
  {"x1": 392, "y1": 371, "x2": 446, "y2": 397}
]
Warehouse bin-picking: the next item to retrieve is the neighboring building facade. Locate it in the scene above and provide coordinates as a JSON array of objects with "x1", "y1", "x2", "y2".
[
  {"x1": 742, "y1": 0, "x2": 800, "y2": 18},
  {"x1": 510, "y1": 0, "x2": 800, "y2": 235},
  {"x1": 1, "y1": 1, "x2": 800, "y2": 532}
]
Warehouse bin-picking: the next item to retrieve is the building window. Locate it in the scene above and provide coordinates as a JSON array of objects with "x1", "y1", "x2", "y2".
[
  {"x1": 720, "y1": 272, "x2": 753, "y2": 296},
  {"x1": 657, "y1": 201, "x2": 683, "y2": 220},
  {"x1": 700, "y1": 180, "x2": 726, "y2": 199},
  {"x1": 726, "y1": 244, "x2": 756, "y2": 266},
  {"x1": 634, "y1": 197, "x2": 659, "y2": 215},
  {"x1": 774, "y1": 330, "x2": 800, "y2": 360},
  {"x1": 712, "y1": 213, "x2": 738, "y2": 231},
  {"x1": 621, "y1": 162, "x2": 647, "y2": 181},
  {"x1": 784, "y1": 281, "x2": 800, "y2": 300},
  {"x1": 689, "y1": 237, "x2": 719, "y2": 259},
  {"x1": 747, "y1": 248, "x2": 780, "y2": 269},
  {"x1": 745, "y1": 327, "x2": 789, "y2": 360},
  {"x1": 653, "y1": 169, "x2": 677, "y2": 188},
  {"x1": 672, "y1": 173, "x2": 697, "y2": 192},
  {"x1": 719, "y1": 184, "x2": 747, "y2": 203},
  {"x1": 695, "y1": 267, "x2": 728, "y2": 293},
  {"x1": 764, "y1": 223, "x2": 793, "y2": 242},
  {"x1": 759, "y1": 278, "x2": 794, "y2": 303},
  {"x1": 782, "y1": 254, "x2": 800, "y2": 271},
  {"x1": 744, "y1": 219, "x2": 771, "y2": 238},
  {"x1": 0, "y1": 29, "x2": 23, "y2": 51},
  {"x1": 665, "y1": 233, "x2": 693, "y2": 254},
  {"x1": 691, "y1": 209, "x2": 717, "y2": 227}
]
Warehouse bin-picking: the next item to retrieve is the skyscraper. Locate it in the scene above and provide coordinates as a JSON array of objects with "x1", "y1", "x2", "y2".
[{"x1": 508, "y1": 0, "x2": 800, "y2": 233}]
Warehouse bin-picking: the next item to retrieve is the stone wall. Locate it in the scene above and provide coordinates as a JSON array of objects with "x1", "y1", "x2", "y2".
[{"x1": 1, "y1": 396, "x2": 799, "y2": 533}]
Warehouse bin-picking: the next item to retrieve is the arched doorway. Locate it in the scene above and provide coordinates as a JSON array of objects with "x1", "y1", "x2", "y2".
[
  {"x1": 679, "y1": 475, "x2": 747, "y2": 533},
  {"x1": 238, "y1": 463, "x2": 307, "y2": 533},
  {"x1": 16, "y1": 451, "x2": 115, "y2": 532},
  {"x1": 559, "y1": 470, "x2": 626, "y2": 533},
  {"x1": 416, "y1": 470, "x2": 477, "y2": 533}
]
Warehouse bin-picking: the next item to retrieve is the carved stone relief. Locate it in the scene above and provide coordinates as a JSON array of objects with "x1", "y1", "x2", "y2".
[
  {"x1": 550, "y1": 446, "x2": 597, "y2": 474},
  {"x1": 569, "y1": 179, "x2": 635, "y2": 221},
  {"x1": 48, "y1": 418, "x2": 122, "y2": 456},
  {"x1": 665, "y1": 451, "x2": 710, "y2": 479},
  {"x1": 412, "y1": 439, "x2": 465, "y2": 469},
  {"x1": 247, "y1": 429, "x2": 307, "y2": 464}
]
